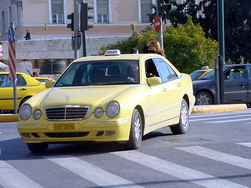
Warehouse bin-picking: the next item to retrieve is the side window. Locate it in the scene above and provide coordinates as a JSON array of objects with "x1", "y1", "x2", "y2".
[
  {"x1": 16, "y1": 75, "x2": 27, "y2": 86},
  {"x1": 248, "y1": 66, "x2": 251, "y2": 79},
  {"x1": 225, "y1": 67, "x2": 245, "y2": 80},
  {"x1": 153, "y1": 58, "x2": 177, "y2": 83},
  {"x1": 166, "y1": 64, "x2": 178, "y2": 79},
  {"x1": 145, "y1": 59, "x2": 159, "y2": 78}
]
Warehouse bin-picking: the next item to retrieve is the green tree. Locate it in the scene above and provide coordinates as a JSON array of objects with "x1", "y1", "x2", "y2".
[
  {"x1": 162, "y1": 0, "x2": 251, "y2": 63},
  {"x1": 164, "y1": 17, "x2": 218, "y2": 73}
]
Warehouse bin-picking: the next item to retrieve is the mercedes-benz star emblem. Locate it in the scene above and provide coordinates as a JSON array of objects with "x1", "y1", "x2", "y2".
[{"x1": 65, "y1": 96, "x2": 70, "y2": 103}]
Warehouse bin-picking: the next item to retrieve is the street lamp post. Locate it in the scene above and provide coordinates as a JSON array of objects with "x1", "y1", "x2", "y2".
[{"x1": 216, "y1": 0, "x2": 225, "y2": 104}]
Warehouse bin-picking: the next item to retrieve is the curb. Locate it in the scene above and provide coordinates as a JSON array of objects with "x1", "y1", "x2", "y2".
[
  {"x1": 0, "y1": 104, "x2": 248, "y2": 122},
  {"x1": 0, "y1": 114, "x2": 18, "y2": 122},
  {"x1": 192, "y1": 104, "x2": 247, "y2": 114}
]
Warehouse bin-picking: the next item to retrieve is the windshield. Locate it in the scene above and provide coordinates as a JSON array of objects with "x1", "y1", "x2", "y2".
[
  {"x1": 55, "y1": 60, "x2": 139, "y2": 87},
  {"x1": 198, "y1": 67, "x2": 229, "y2": 80},
  {"x1": 190, "y1": 70, "x2": 206, "y2": 81},
  {"x1": 199, "y1": 70, "x2": 215, "y2": 80}
]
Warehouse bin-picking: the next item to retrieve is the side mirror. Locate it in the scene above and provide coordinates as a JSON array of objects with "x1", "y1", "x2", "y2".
[
  {"x1": 147, "y1": 77, "x2": 161, "y2": 86},
  {"x1": 45, "y1": 80, "x2": 55, "y2": 88}
]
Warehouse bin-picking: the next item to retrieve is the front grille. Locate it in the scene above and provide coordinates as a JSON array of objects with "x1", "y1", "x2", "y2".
[
  {"x1": 45, "y1": 105, "x2": 89, "y2": 120},
  {"x1": 45, "y1": 132, "x2": 89, "y2": 138}
]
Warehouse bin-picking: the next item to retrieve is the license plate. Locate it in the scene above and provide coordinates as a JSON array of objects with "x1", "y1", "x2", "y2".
[{"x1": 53, "y1": 123, "x2": 75, "y2": 130}]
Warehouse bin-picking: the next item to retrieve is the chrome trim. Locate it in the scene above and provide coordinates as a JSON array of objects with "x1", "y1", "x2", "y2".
[
  {"x1": 45, "y1": 105, "x2": 90, "y2": 121},
  {"x1": 86, "y1": 118, "x2": 130, "y2": 124}
]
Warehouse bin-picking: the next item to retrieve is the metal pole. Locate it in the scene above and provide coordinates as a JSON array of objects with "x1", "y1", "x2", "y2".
[
  {"x1": 156, "y1": 0, "x2": 164, "y2": 50},
  {"x1": 74, "y1": 0, "x2": 79, "y2": 59},
  {"x1": 217, "y1": 0, "x2": 225, "y2": 104},
  {"x1": 82, "y1": 31, "x2": 87, "y2": 57}
]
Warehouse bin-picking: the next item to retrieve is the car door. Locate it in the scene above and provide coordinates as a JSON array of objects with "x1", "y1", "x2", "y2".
[
  {"x1": 0, "y1": 74, "x2": 28, "y2": 110},
  {"x1": 224, "y1": 66, "x2": 248, "y2": 103},
  {"x1": 145, "y1": 58, "x2": 182, "y2": 130}
]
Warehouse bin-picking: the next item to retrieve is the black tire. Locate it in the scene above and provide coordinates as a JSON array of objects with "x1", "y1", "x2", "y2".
[
  {"x1": 19, "y1": 97, "x2": 31, "y2": 108},
  {"x1": 195, "y1": 91, "x2": 213, "y2": 105},
  {"x1": 170, "y1": 99, "x2": 189, "y2": 134},
  {"x1": 27, "y1": 143, "x2": 49, "y2": 153},
  {"x1": 125, "y1": 109, "x2": 143, "y2": 149}
]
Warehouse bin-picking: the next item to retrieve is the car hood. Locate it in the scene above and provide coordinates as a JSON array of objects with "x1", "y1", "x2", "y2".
[{"x1": 33, "y1": 85, "x2": 141, "y2": 107}]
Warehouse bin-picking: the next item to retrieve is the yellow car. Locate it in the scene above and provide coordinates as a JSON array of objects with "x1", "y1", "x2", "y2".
[
  {"x1": 0, "y1": 72, "x2": 48, "y2": 112},
  {"x1": 17, "y1": 50, "x2": 195, "y2": 153},
  {"x1": 35, "y1": 77, "x2": 56, "y2": 83}
]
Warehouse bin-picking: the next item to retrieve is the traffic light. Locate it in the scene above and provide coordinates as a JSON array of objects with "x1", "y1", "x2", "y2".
[
  {"x1": 158, "y1": 0, "x2": 177, "y2": 18},
  {"x1": 80, "y1": 3, "x2": 94, "y2": 31},
  {"x1": 67, "y1": 13, "x2": 74, "y2": 31}
]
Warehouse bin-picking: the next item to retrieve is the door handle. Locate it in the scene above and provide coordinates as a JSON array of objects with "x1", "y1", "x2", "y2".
[
  {"x1": 162, "y1": 87, "x2": 167, "y2": 92},
  {"x1": 240, "y1": 84, "x2": 245, "y2": 88},
  {"x1": 177, "y1": 83, "x2": 181, "y2": 87},
  {"x1": 20, "y1": 88, "x2": 27, "y2": 91}
]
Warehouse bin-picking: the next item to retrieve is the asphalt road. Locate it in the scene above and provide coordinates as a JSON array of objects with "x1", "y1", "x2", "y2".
[{"x1": 0, "y1": 109, "x2": 251, "y2": 187}]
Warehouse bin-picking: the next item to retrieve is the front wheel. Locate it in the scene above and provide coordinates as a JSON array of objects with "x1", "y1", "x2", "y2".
[
  {"x1": 125, "y1": 109, "x2": 143, "y2": 149},
  {"x1": 27, "y1": 143, "x2": 49, "y2": 153},
  {"x1": 170, "y1": 99, "x2": 189, "y2": 134},
  {"x1": 195, "y1": 91, "x2": 213, "y2": 105}
]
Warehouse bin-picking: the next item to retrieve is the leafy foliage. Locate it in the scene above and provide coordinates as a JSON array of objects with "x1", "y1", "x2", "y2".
[
  {"x1": 164, "y1": 17, "x2": 218, "y2": 73},
  {"x1": 164, "y1": 0, "x2": 251, "y2": 63}
]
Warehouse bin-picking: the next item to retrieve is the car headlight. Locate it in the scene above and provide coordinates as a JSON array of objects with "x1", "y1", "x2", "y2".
[
  {"x1": 33, "y1": 109, "x2": 42, "y2": 120},
  {"x1": 106, "y1": 101, "x2": 120, "y2": 118},
  {"x1": 19, "y1": 104, "x2": 32, "y2": 120},
  {"x1": 94, "y1": 107, "x2": 104, "y2": 118}
]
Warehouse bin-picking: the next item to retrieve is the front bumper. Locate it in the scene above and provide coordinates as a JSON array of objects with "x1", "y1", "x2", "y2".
[{"x1": 17, "y1": 117, "x2": 131, "y2": 144}]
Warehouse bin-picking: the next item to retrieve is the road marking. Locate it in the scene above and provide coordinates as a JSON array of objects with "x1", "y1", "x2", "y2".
[
  {"x1": 206, "y1": 117, "x2": 251, "y2": 123},
  {"x1": 0, "y1": 160, "x2": 42, "y2": 188},
  {"x1": 237, "y1": 142, "x2": 251, "y2": 148},
  {"x1": 176, "y1": 146, "x2": 251, "y2": 170},
  {"x1": 113, "y1": 150, "x2": 247, "y2": 188},
  {"x1": 47, "y1": 156, "x2": 143, "y2": 188},
  {"x1": 189, "y1": 114, "x2": 251, "y2": 122}
]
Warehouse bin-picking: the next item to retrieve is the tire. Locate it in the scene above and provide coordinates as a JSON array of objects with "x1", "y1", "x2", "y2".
[
  {"x1": 195, "y1": 91, "x2": 213, "y2": 105},
  {"x1": 125, "y1": 109, "x2": 143, "y2": 149},
  {"x1": 170, "y1": 99, "x2": 189, "y2": 134},
  {"x1": 27, "y1": 143, "x2": 49, "y2": 153},
  {"x1": 19, "y1": 97, "x2": 31, "y2": 108}
]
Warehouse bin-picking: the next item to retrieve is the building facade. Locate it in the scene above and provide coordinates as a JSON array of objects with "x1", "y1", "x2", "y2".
[{"x1": 0, "y1": 0, "x2": 198, "y2": 73}]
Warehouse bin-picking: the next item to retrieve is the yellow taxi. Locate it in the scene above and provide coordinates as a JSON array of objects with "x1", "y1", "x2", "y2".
[
  {"x1": 17, "y1": 50, "x2": 195, "y2": 153},
  {"x1": 0, "y1": 72, "x2": 49, "y2": 112},
  {"x1": 35, "y1": 77, "x2": 56, "y2": 83}
]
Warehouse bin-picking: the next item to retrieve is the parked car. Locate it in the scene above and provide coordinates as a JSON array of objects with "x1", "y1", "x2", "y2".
[
  {"x1": 190, "y1": 68, "x2": 213, "y2": 81},
  {"x1": 35, "y1": 77, "x2": 55, "y2": 83},
  {"x1": 17, "y1": 50, "x2": 195, "y2": 153},
  {"x1": 193, "y1": 64, "x2": 251, "y2": 105},
  {"x1": 0, "y1": 72, "x2": 49, "y2": 112}
]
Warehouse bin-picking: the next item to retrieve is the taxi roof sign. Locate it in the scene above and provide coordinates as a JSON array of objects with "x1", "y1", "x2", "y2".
[{"x1": 105, "y1": 49, "x2": 121, "y2": 56}]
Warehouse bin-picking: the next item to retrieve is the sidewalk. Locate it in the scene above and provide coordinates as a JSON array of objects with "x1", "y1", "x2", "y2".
[{"x1": 0, "y1": 104, "x2": 248, "y2": 122}]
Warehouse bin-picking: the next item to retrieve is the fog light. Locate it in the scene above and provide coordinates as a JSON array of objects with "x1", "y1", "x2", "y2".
[
  {"x1": 22, "y1": 133, "x2": 31, "y2": 138},
  {"x1": 105, "y1": 131, "x2": 115, "y2": 136}
]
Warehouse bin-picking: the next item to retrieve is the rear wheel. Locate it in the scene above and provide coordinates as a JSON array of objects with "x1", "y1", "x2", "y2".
[
  {"x1": 27, "y1": 143, "x2": 48, "y2": 153},
  {"x1": 125, "y1": 109, "x2": 143, "y2": 149},
  {"x1": 170, "y1": 99, "x2": 189, "y2": 134},
  {"x1": 195, "y1": 91, "x2": 213, "y2": 105}
]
